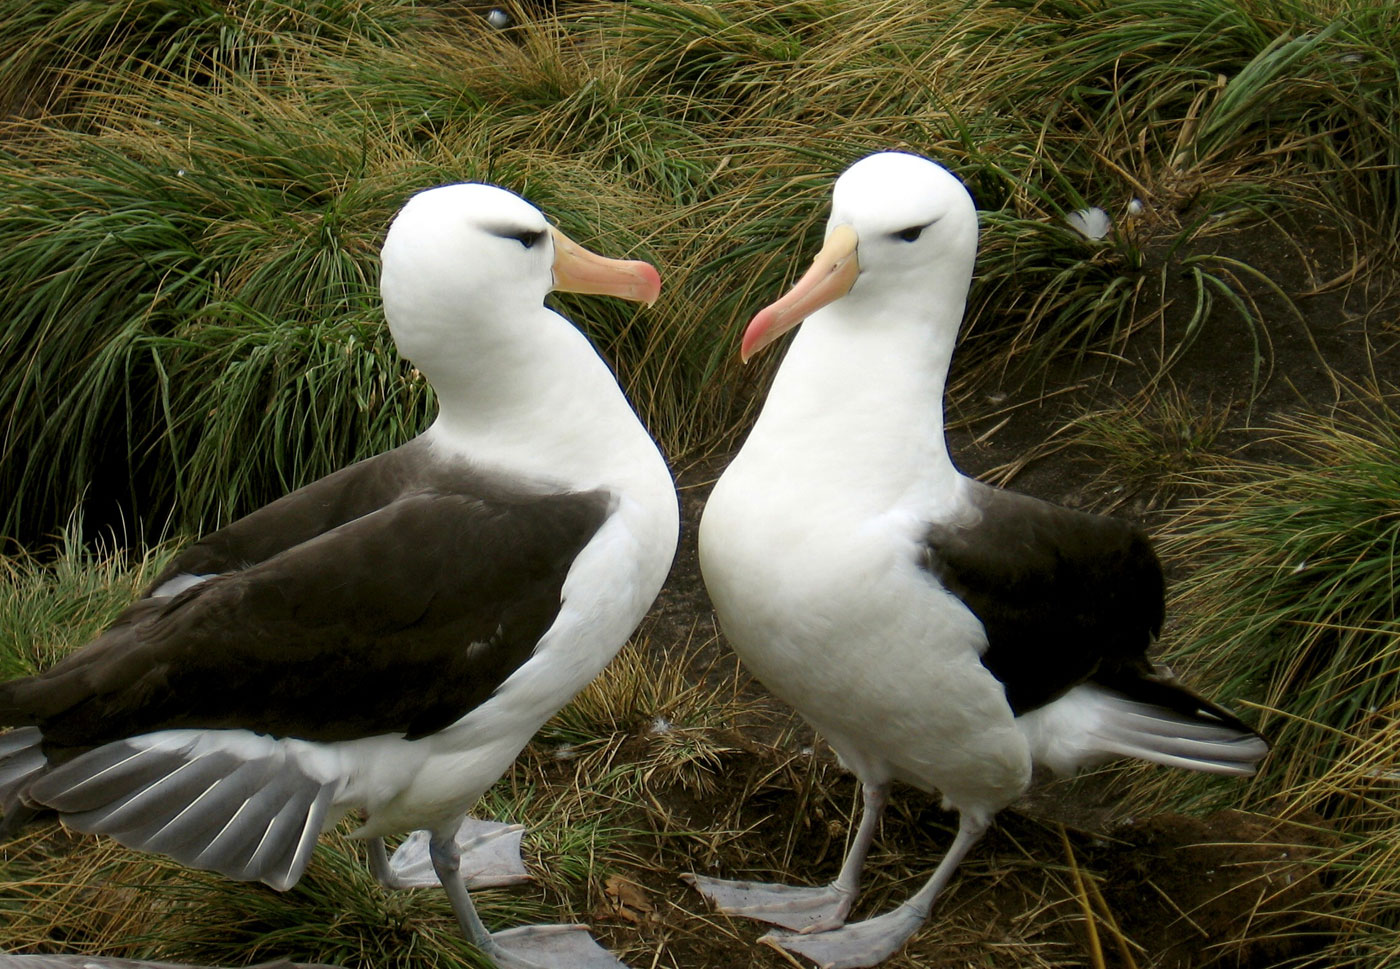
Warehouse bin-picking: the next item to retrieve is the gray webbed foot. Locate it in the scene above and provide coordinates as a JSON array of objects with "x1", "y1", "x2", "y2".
[
  {"x1": 487, "y1": 924, "x2": 632, "y2": 969},
  {"x1": 760, "y1": 902, "x2": 926, "y2": 969},
  {"x1": 375, "y1": 818, "x2": 529, "y2": 889},
  {"x1": 682, "y1": 872, "x2": 853, "y2": 932}
]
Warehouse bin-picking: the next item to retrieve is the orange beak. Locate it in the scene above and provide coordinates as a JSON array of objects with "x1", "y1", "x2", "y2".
[
  {"x1": 741, "y1": 224, "x2": 860, "y2": 362},
  {"x1": 551, "y1": 227, "x2": 661, "y2": 306}
]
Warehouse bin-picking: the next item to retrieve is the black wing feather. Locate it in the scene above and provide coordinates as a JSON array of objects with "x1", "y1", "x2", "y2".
[
  {"x1": 922, "y1": 481, "x2": 1165, "y2": 715},
  {"x1": 1, "y1": 447, "x2": 611, "y2": 753},
  {"x1": 146, "y1": 442, "x2": 438, "y2": 586}
]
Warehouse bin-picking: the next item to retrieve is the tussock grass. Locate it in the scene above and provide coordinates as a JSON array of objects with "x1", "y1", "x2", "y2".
[
  {"x1": 1132, "y1": 392, "x2": 1400, "y2": 965},
  {"x1": 4, "y1": 0, "x2": 1397, "y2": 540},
  {"x1": 0, "y1": 0, "x2": 432, "y2": 119},
  {"x1": 0, "y1": 820, "x2": 505, "y2": 968},
  {"x1": 1164, "y1": 396, "x2": 1400, "y2": 790},
  {"x1": 0, "y1": 530, "x2": 172, "y2": 679}
]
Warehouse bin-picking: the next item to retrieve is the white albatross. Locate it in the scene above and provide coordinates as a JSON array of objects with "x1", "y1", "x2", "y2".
[
  {"x1": 0, "y1": 183, "x2": 679, "y2": 969},
  {"x1": 685, "y1": 151, "x2": 1268, "y2": 969}
]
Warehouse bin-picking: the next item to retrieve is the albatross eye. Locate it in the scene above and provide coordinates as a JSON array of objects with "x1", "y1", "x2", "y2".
[
  {"x1": 894, "y1": 224, "x2": 926, "y2": 243},
  {"x1": 487, "y1": 223, "x2": 547, "y2": 249}
]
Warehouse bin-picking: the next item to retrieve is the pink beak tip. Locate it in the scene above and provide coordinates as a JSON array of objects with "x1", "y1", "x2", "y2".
[
  {"x1": 740, "y1": 308, "x2": 776, "y2": 363},
  {"x1": 636, "y1": 262, "x2": 662, "y2": 306}
]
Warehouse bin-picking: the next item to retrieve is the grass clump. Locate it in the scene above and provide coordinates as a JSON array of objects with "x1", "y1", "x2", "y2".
[
  {"x1": 0, "y1": 0, "x2": 433, "y2": 118},
  {"x1": 1166, "y1": 398, "x2": 1400, "y2": 787},
  {"x1": 0, "y1": 77, "x2": 430, "y2": 539},
  {"x1": 0, "y1": 530, "x2": 172, "y2": 679},
  {"x1": 1141, "y1": 394, "x2": 1400, "y2": 965},
  {"x1": 1066, "y1": 383, "x2": 1234, "y2": 508},
  {"x1": 3, "y1": 0, "x2": 1398, "y2": 542}
]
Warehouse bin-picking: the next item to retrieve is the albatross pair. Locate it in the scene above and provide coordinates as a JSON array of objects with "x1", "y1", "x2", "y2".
[
  {"x1": 0, "y1": 154, "x2": 1266, "y2": 969},
  {"x1": 0, "y1": 184, "x2": 678, "y2": 969},
  {"x1": 687, "y1": 151, "x2": 1269, "y2": 968}
]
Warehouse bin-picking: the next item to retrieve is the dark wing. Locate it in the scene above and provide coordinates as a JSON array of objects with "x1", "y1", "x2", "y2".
[
  {"x1": 145, "y1": 441, "x2": 434, "y2": 589},
  {"x1": 2, "y1": 487, "x2": 612, "y2": 752},
  {"x1": 921, "y1": 481, "x2": 1165, "y2": 715}
]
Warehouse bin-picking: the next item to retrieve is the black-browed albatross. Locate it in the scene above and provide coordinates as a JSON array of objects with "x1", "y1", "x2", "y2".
[
  {"x1": 0, "y1": 183, "x2": 679, "y2": 969},
  {"x1": 685, "y1": 151, "x2": 1268, "y2": 969}
]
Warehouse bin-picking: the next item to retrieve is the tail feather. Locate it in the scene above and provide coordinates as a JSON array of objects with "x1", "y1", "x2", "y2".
[
  {"x1": 28, "y1": 739, "x2": 189, "y2": 812},
  {"x1": 1091, "y1": 731, "x2": 1269, "y2": 776},
  {"x1": 27, "y1": 734, "x2": 337, "y2": 891},
  {"x1": 242, "y1": 779, "x2": 335, "y2": 890},
  {"x1": 192, "y1": 765, "x2": 304, "y2": 874},
  {"x1": 140, "y1": 758, "x2": 281, "y2": 861},
  {"x1": 1093, "y1": 698, "x2": 1253, "y2": 742},
  {"x1": 50, "y1": 749, "x2": 240, "y2": 836},
  {"x1": 1020, "y1": 680, "x2": 1269, "y2": 777}
]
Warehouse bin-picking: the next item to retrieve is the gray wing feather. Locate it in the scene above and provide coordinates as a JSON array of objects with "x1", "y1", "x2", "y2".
[
  {"x1": 28, "y1": 739, "x2": 336, "y2": 891},
  {"x1": 191, "y1": 767, "x2": 305, "y2": 874},
  {"x1": 0, "y1": 727, "x2": 46, "y2": 832},
  {"x1": 0, "y1": 727, "x2": 44, "y2": 794},
  {"x1": 27, "y1": 740, "x2": 195, "y2": 812},
  {"x1": 241, "y1": 777, "x2": 335, "y2": 891},
  {"x1": 135, "y1": 758, "x2": 270, "y2": 858},
  {"x1": 58, "y1": 750, "x2": 238, "y2": 836}
]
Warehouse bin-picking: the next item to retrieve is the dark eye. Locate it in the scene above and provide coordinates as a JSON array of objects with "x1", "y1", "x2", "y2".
[
  {"x1": 510, "y1": 228, "x2": 545, "y2": 249},
  {"x1": 894, "y1": 224, "x2": 925, "y2": 243}
]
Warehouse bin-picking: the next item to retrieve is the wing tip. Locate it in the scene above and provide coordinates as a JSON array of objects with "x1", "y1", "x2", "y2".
[{"x1": 23, "y1": 734, "x2": 336, "y2": 891}]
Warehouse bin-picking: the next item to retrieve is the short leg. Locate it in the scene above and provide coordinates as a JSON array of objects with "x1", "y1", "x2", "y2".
[
  {"x1": 367, "y1": 836, "x2": 398, "y2": 888},
  {"x1": 684, "y1": 782, "x2": 889, "y2": 932},
  {"x1": 427, "y1": 828, "x2": 629, "y2": 969},
  {"x1": 762, "y1": 812, "x2": 989, "y2": 969},
  {"x1": 380, "y1": 818, "x2": 530, "y2": 888}
]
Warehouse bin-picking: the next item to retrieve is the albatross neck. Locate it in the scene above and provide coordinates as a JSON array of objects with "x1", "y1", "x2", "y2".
[
  {"x1": 745, "y1": 290, "x2": 964, "y2": 498},
  {"x1": 415, "y1": 306, "x2": 657, "y2": 490}
]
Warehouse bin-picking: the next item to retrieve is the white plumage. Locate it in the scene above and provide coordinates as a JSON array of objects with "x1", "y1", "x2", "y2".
[{"x1": 687, "y1": 151, "x2": 1266, "y2": 968}]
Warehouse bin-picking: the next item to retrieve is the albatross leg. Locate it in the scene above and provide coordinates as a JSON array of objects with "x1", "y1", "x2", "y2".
[
  {"x1": 683, "y1": 782, "x2": 889, "y2": 932},
  {"x1": 428, "y1": 830, "x2": 629, "y2": 969},
  {"x1": 367, "y1": 836, "x2": 397, "y2": 887},
  {"x1": 374, "y1": 819, "x2": 529, "y2": 889},
  {"x1": 761, "y1": 813, "x2": 989, "y2": 969}
]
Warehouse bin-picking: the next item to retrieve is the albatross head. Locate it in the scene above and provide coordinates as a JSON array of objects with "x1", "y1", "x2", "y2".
[
  {"x1": 379, "y1": 183, "x2": 660, "y2": 368},
  {"x1": 741, "y1": 151, "x2": 978, "y2": 362}
]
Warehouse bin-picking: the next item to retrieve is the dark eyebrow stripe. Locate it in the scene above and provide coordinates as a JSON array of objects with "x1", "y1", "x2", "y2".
[{"x1": 483, "y1": 223, "x2": 546, "y2": 241}]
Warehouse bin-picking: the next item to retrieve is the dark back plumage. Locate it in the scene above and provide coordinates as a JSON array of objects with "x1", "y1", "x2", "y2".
[
  {"x1": 0, "y1": 438, "x2": 611, "y2": 757},
  {"x1": 922, "y1": 480, "x2": 1165, "y2": 715}
]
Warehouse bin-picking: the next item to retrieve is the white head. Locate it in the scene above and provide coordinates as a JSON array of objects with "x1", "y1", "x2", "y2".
[
  {"x1": 741, "y1": 151, "x2": 979, "y2": 361},
  {"x1": 379, "y1": 183, "x2": 660, "y2": 372}
]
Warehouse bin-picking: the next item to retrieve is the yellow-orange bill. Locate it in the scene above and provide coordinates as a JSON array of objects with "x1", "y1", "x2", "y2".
[
  {"x1": 551, "y1": 227, "x2": 662, "y2": 305},
  {"x1": 740, "y1": 224, "x2": 859, "y2": 362}
]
